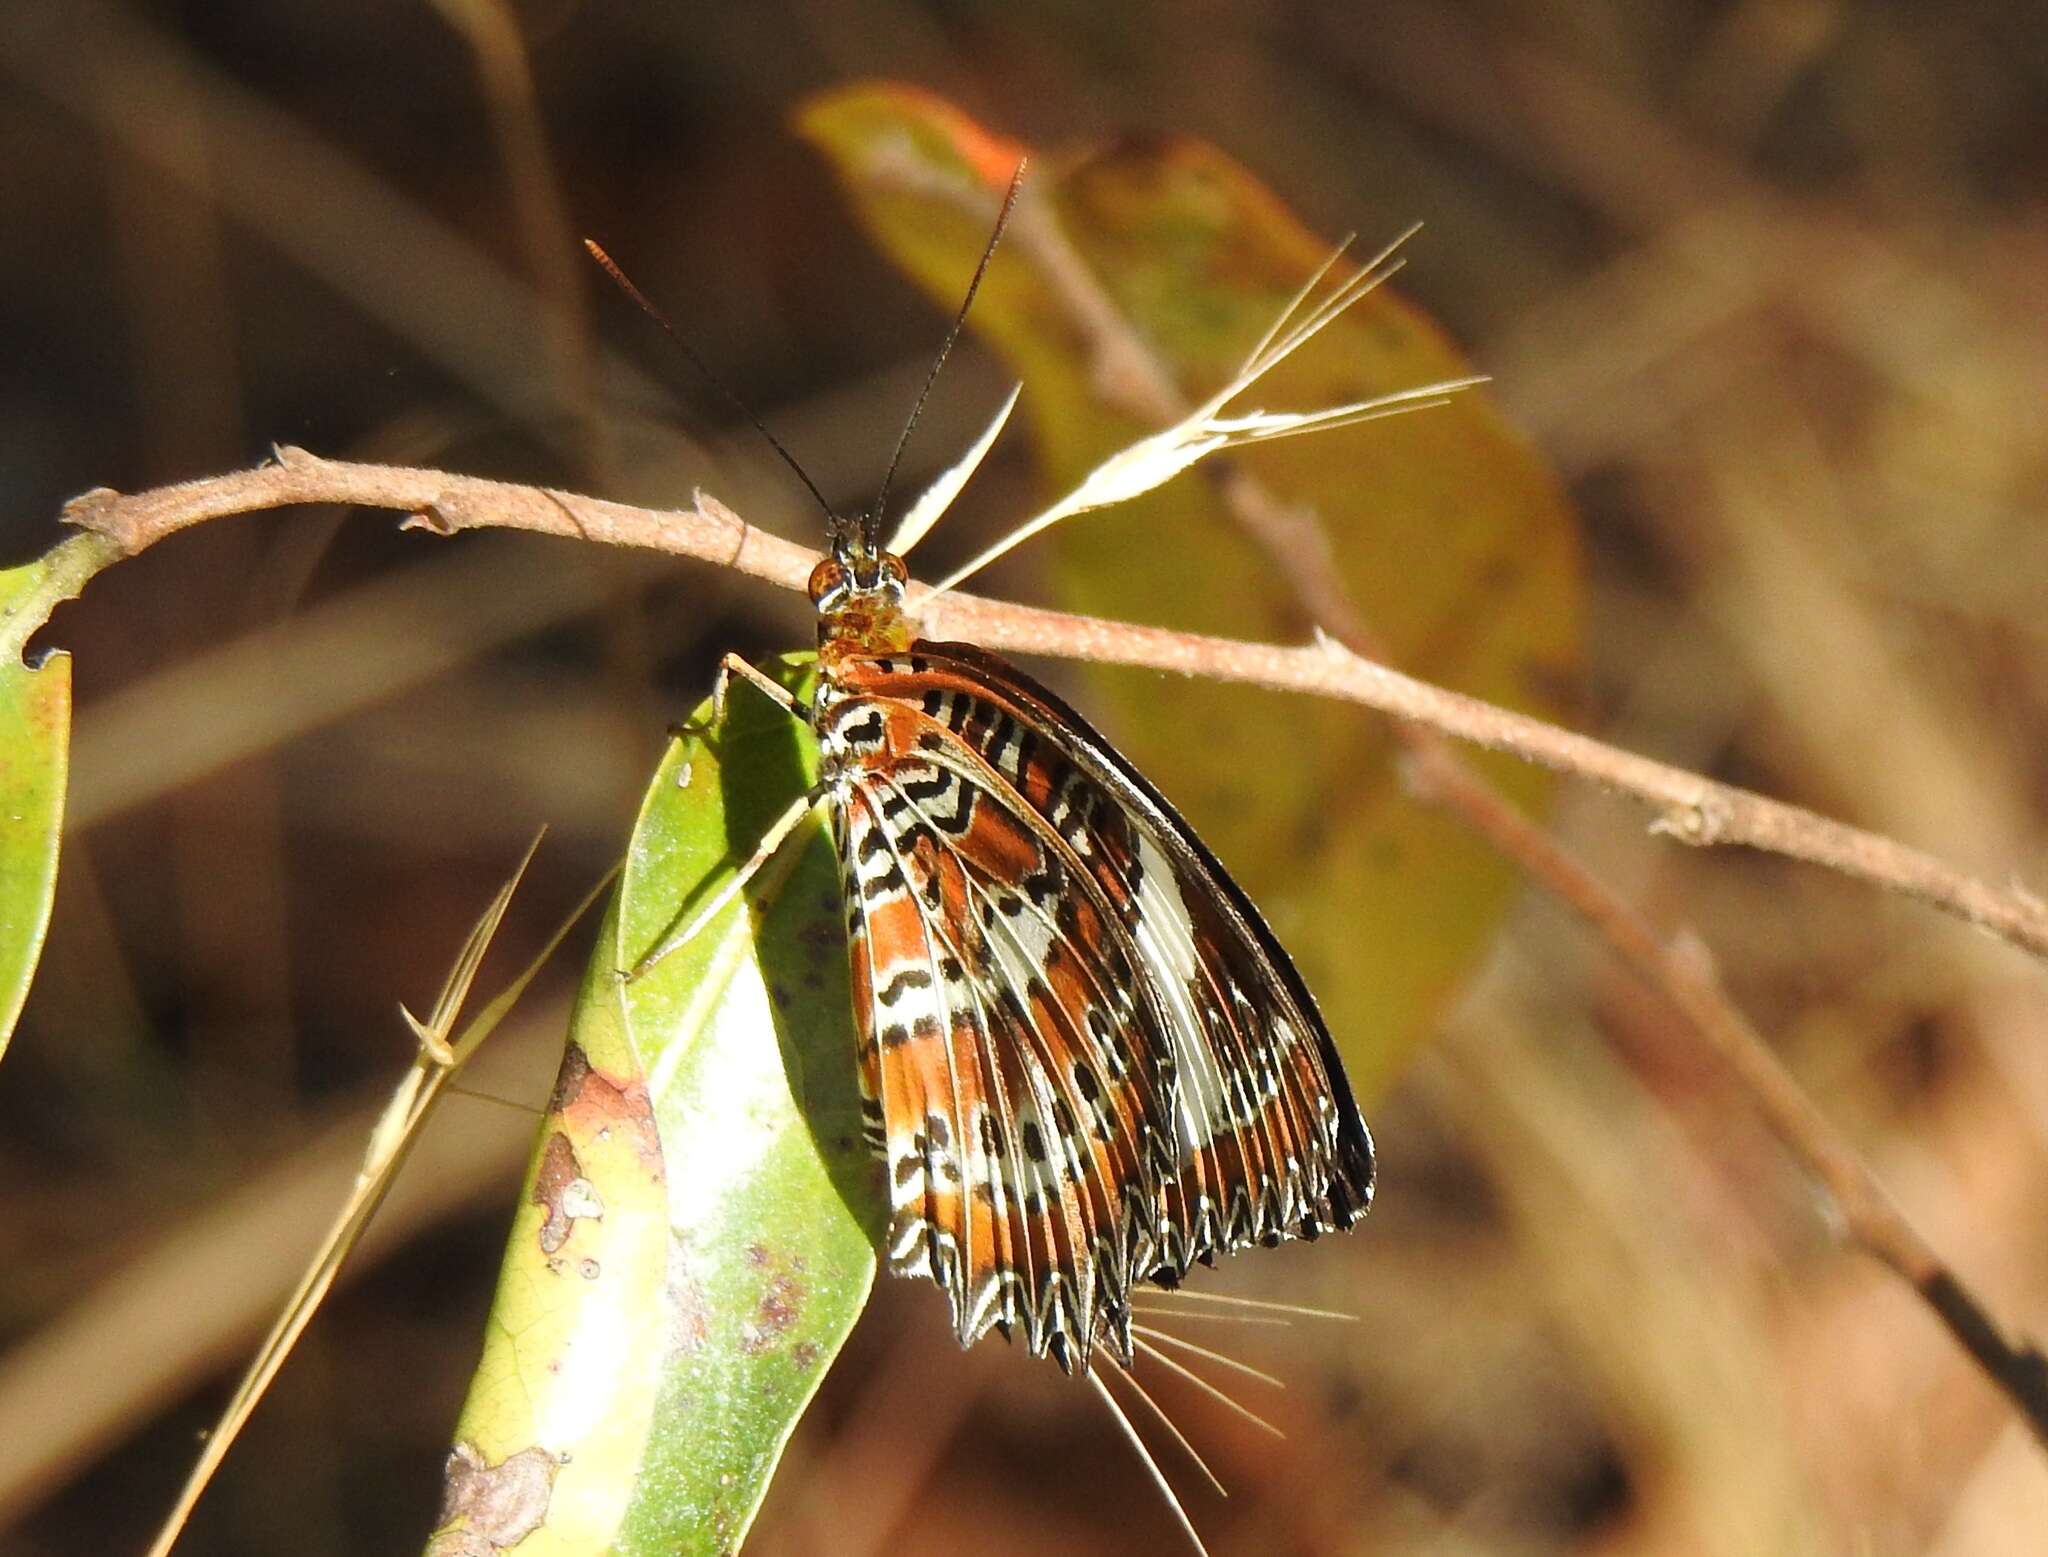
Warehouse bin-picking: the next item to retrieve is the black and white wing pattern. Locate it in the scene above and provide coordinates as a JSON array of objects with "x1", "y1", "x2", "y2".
[{"x1": 813, "y1": 639, "x2": 1375, "y2": 1374}]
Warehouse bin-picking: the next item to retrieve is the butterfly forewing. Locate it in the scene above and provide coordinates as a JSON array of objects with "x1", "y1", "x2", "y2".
[{"x1": 816, "y1": 639, "x2": 1375, "y2": 1373}]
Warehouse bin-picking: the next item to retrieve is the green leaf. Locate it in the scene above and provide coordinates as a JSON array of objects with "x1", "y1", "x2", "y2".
[
  {"x1": 0, "y1": 532, "x2": 111, "y2": 1058},
  {"x1": 799, "y1": 87, "x2": 1583, "y2": 1096},
  {"x1": 432, "y1": 657, "x2": 879, "y2": 1557}
]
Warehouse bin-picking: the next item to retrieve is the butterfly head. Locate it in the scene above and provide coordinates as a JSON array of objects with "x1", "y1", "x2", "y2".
[{"x1": 810, "y1": 534, "x2": 916, "y2": 664}]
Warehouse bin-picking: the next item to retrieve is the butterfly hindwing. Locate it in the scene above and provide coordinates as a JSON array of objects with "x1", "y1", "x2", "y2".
[
  {"x1": 885, "y1": 641, "x2": 1376, "y2": 1244},
  {"x1": 817, "y1": 640, "x2": 1375, "y2": 1373}
]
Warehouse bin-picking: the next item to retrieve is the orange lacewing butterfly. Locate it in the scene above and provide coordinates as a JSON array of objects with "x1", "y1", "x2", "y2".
[{"x1": 607, "y1": 161, "x2": 1471, "y2": 1523}]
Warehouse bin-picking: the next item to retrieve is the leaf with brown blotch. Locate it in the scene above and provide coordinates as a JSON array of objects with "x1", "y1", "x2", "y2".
[{"x1": 433, "y1": 656, "x2": 878, "y2": 1557}]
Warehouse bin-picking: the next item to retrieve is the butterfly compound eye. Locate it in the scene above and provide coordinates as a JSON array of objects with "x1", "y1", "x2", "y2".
[{"x1": 808, "y1": 556, "x2": 849, "y2": 605}]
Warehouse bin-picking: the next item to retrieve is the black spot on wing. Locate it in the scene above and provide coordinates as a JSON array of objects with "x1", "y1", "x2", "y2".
[
  {"x1": 877, "y1": 967, "x2": 934, "y2": 1006},
  {"x1": 839, "y1": 708, "x2": 885, "y2": 747}
]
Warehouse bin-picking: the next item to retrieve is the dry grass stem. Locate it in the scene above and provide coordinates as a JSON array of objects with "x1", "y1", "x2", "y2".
[{"x1": 142, "y1": 836, "x2": 606, "y2": 1555}]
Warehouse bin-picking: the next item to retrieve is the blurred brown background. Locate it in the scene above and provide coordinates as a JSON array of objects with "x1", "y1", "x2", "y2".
[{"x1": 3, "y1": 2, "x2": 2046, "y2": 1553}]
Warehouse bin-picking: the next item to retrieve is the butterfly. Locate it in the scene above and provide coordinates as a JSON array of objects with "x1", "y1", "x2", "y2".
[
  {"x1": 799, "y1": 551, "x2": 1377, "y2": 1377},
  {"x1": 623, "y1": 165, "x2": 1471, "y2": 1382}
]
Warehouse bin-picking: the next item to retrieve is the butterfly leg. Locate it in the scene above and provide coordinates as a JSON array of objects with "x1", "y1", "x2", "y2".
[
  {"x1": 627, "y1": 785, "x2": 826, "y2": 980},
  {"x1": 631, "y1": 655, "x2": 818, "y2": 979},
  {"x1": 712, "y1": 651, "x2": 805, "y2": 725}
]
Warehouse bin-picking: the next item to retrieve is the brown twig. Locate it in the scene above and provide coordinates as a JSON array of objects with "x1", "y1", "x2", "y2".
[
  {"x1": 58, "y1": 452, "x2": 2048, "y2": 967},
  {"x1": 846, "y1": 149, "x2": 2048, "y2": 966},
  {"x1": 1404, "y1": 752, "x2": 2048, "y2": 1447}
]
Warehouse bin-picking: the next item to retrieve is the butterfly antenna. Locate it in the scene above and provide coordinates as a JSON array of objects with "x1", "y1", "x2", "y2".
[
  {"x1": 583, "y1": 238, "x2": 840, "y2": 536},
  {"x1": 864, "y1": 158, "x2": 1029, "y2": 555}
]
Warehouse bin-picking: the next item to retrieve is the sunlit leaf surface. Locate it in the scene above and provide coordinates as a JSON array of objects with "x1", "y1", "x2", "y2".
[
  {"x1": 0, "y1": 537, "x2": 98, "y2": 1059},
  {"x1": 432, "y1": 658, "x2": 878, "y2": 1556},
  {"x1": 801, "y1": 86, "x2": 1583, "y2": 1094}
]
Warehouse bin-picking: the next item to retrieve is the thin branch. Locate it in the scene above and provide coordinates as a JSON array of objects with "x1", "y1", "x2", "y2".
[
  {"x1": 1401, "y1": 751, "x2": 2048, "y2": 1447},
  {"x1": 853, "y1": 152, "x2": 2048, "y2": 968},
  {"x1": 923, "y1": 583, "x2": 2048, "y2": 964},
  {"x1": 57, "y1": 452, "x2": 2048, "y2": 967}
]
